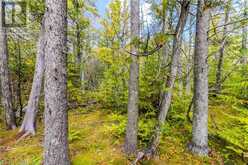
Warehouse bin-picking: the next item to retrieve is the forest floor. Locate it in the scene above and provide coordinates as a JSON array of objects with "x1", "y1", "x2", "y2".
[{"x1": 0, "y1": 99, "x2": 247, "y2": 165}]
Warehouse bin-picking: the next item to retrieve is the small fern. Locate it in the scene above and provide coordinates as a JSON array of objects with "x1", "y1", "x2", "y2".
[{"x1": 69, "y1": 130, "x2": 81, "y2": 142}]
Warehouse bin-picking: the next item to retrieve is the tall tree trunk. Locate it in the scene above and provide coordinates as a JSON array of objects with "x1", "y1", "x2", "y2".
[
  {"x1": 215, "y1": 2, "x2": 230, "y2": 94},
  {"x1": 241, "y1": 0, "x2": 247, "y2": 65},
  {"x1": 76, "y1": 23, "x2": 81, "y2": 66},
  {"x1": 72, "y1": 0, "x2": 84, "y2": 90},
  {"x1": 188, "y1": 0, "x2": 210, "y2": 156},
  {"x1": 76, "y1": 24, "x2": 85, "y2": 91},
  {"x1": 43, "y1": 0, "x2": 70, "y2": 164},
  {"x1": 0, "y1": 0, "x2": 16, "y2": 130},
  {"x1": 19, "y1": 19, "x2": 45, "y2": 135},
  {"x1": 159, "y1": 1, "x2": 174, "y2": 105},
  {"x1": 80, "y1": 50, "x2": 85, "y2": 91},
  {"x1": 161, "y1": 0, "x2": 170, "y2": 66},
  {"x1": 15, "y1": 39, "x2": 23, "y2": 121},
  {"x1": 124, "y1": 0, "x2": 140, "y2": 155},
  {"x1": 149, "y1": 0, "x2": 190, "y2": 153},
  {"x1": 73, "y1": 0, "x2": 80, "y2": 65},
  {"x1": 185, "y1": 15, "x2": 193, "y2": 95},
  {"x1": 178, "y1": 39, "x2": 183, "y2": 96}
]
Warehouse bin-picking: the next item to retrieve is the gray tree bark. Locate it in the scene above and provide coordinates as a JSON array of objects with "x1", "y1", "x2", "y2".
[
  {"x1": 185, "y1": 15, "x2": 194, "y2": 95},
  {"x1": 124, "y1": 0, "x2": 140, "y2": 155},
  {"x1": 177, "y1": 39, "x2": 183, "y2": 96},
  {"x1": 43, "y1": 0, "x2": 70, "y2": 164},
  {"x1": 15, "y1": 39, "x2": 23, "y2": 121},
  {"x1": 159, "y1": 1, "x2": 174, "y2": 105},
  {"x1": 149, "y1": 0, "x2": 190, "y2": 153},
  {"x1": 215, "y1": 2, "x2": 230, "y2": 94},
  {"x1": 0, "y1": 0, "x2": 16, "y2": 130},
  {"x1": 19, "y1": 18, "x2": 45, "y2": 135},
  {"x1": 158, "y1": 0, "x2": 189, "y2": 125},
  {"x1": 188, "y1": 0, "x2": 210, "y2": 156}
]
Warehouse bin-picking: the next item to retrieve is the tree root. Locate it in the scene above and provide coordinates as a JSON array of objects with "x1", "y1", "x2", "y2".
[
  {"x1": 132, "y1": 148, "x2": 156, "y2": 164},
  {"x1": 15, "y1": 131, "x2": 33, "y2": 143},
  {"x1": 187, "y1": 142, "x2": 209, "y2": 156}
]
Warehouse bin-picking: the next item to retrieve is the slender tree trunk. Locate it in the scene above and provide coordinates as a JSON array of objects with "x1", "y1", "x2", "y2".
[
  {"x1": 19, "y1": 19, "x2": 45, "y2": 135},
  {"x1": 75, "y1": 24, "x2": 85, "y2": 91},
  {"x1": 17, "y1": 41, "x2": 22, "y2": 114},
  {"x1": 80, "y1": 50, "x2": 85, "y2": 91},
  {"x1": 75, "y1": 17, "x2": 81, "y2": 82},
  {"x1": 159, "y1": 2, "x2": 174, "y2": 105},
  {"x1": 215, "y1": 2, "x2": 230, "y2": 94},
  {"x1": 43, "y1": 0, "x2": 70, "y2": 164},
  {"x1": 178, "y1": 39, "x2": 183, "y2": 96},
  {"x1": 188, "y1": 0, "x2": 210, "y2": 156},
  {"x1": 73, "y1": 0, "x2": 81, "y2": 66},
  {"x1": 185, "y1": 15, "x2": 193, "y2": 95},
  {"x1": 241, "y1": 0, "x2": 247, "y2": 66},
  {"x1": 76, "y1": 24, "x2": 81, "y2": 65},
  {"x1": 15, "y1": 39, "x2": 23, "y2": 121},
  {"x1": 0, "y1": 0, "x2": 16, "y2": 130},
  {"x1": 72, "y1": 0, "x2": 84, "y2": 89},
  {"x1": 149, "y1": 0, "x2": 190, "y2": 153},
  {"x1": 178, "y1": 60, "x2": 183, "y2": 96},
  {"x1": 124, "y1": 0, "x2": 140, "y2": 155},
  {"x1": 161, "y1": 0, "x2": 170, "y2": 66}
]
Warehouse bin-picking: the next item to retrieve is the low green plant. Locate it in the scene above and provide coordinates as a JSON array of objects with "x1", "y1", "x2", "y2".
[
  {"x1": 105, "y1": 114, "x2": 127, "y2": 138},
  {"x1": 105, "y1": 114, "x2": 157, "y2": 146},
  {"x1": 161, "y1": 122, "x2": 172, "y2": 136},
  {"x1": 69, "y1": 130, "x2": 82, "y2": 143},
  {"x1": 30, "y1": 156, "x2": 42, "y2": 165},
  {"x1": 138, "y1": 119, "x2": 156, "y2": 145}
]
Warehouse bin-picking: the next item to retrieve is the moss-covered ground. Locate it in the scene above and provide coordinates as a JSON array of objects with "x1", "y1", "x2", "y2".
[{"x1": 0, "y1": 101, "x2": 247, "y2": 165}]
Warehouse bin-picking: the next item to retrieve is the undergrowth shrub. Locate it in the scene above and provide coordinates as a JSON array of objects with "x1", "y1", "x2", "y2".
[
  {"x1": 93, "y1": 46, "x2": 165, "y2": 115},
  {"x1": 138, "y1": 119, "x2": 156, "y2": 146},
  {"x1": 105, "y1": 114, "x2": 157, "y2": 146},
  {"x1": 167, "y1": 94, "x2": 192, "y2": 127},
  {"x1": 105, "y1": 114, "x2": 127, "y2": 138},
  {"x1": 161, "y1": 122, "x2": 172, "y2": 136}
]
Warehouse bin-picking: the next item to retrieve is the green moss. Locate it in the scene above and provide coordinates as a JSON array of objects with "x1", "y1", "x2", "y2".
[
  {"x1": 1, "y1": 103, "x2": 247, "y2": 164},
  {"x1": 72, "y1": 154, "x2": 97, "y2": 165}
]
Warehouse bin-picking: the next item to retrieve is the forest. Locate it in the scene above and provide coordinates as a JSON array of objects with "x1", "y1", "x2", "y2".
[{"x1": 0, "y1": 0, "x2": 248, "y2": 164}]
